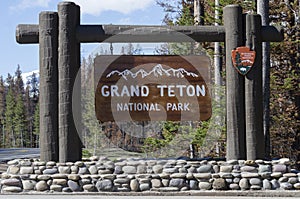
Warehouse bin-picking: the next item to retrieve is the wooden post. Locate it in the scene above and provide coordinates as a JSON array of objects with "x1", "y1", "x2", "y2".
[
  {"x1": 58, "y1": 2, "x2": 82, "y2": 162},
  {"x1": 39, "y1": 11, "x2": 59, "y2": 161},
  {"x1": 258, "y1": 0, "x2": 271, "y2": 159},
  {"x1": 223, "y1": 5, "x2": 246, "y2": 160},
  {"x1": 245, "y1": 14, "x2": 265, "y2": 160}
]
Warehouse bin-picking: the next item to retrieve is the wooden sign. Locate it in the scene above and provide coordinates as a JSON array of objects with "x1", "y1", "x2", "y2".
[
  {"x1": 231, "y1": 46, "x2": 256, "y2": 75},
  {"x1": 94, "y1": 55, "x2": 211, "y2": 122}
]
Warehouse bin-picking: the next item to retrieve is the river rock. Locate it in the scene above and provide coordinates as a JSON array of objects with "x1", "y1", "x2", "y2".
[
  {"x1": 279, "y1": 158, "x2": 291, "y2": 165},
  {"x1": 35, "y1": 180, "x2": 48, "y2": 191},
  {"x1": 130, "y1": 179, "x2": 139, "y2": 191},
  {"x1": 19, "y1": 167, "x2": 33, "y2": 175},
  {"x1": 122, "y1": 166, "x2": 137, "y2": 174},
  {"x1": 171, "y1": 173, "x2": 186, "y2": 178},
  {"x1": 137, "y1": 165, "x2": 147, "y2": 174},
  {"x1": 271, "y1": 172, "x2": 283, "y2": 178},
  {"x1": 58, "y1": 166, "x2": 71, "y2": 174},
  {"x1": 241, "y1": 166, "x2": 257, "y2": 173},
  {"x1": 189, "y1": 180, "x2": 198, "y2": 190},
  {"x1": 259, "y1": 165, "x2": 271, "y2": 173},
  {"x1": 229, "y1": 183, "x2": 240, "y2": 190},
  {"x1": 43, "y1": 168, "x2": 58, "y2": 175},
  {"x1": 280, "y1": 182, "x2": 293, "y2": 190},
  {"x1": 283, "y1": 173, "x2": 297, "y2": 178},
  {"x1": 294, "y1": 183, "x2": 300, "y2": 189},
  {"x1": 241, "y1": 172, "x2": 259, "y2": 178},
  {"x1": 53, "y1": 179, "x2": 67, "y2": 186},
  {"x1": 68, "y1": 174, "x2": 80, "y2": 181},
  {"x1": 1, "y1": 178, "x2": 21, "y2": 186},
  {"x1": 68, "y1": 180, "x2": 81, "y2": 191},
  {"x1": 83, "y1": 184, "x2": 96, "y2": 192},
  {"x1": 249, "y1": 178, "x2": 261, "y2": 186},
  {"x1": 197, "y1": 165, "x2": 212, "y2": 173},
  {"x1": 194, "y1": 173, "x2": 211, "y2": 179},
  {"x1": 212, "y1": 178, "x2": 227, "y2": 190},
  {"x1": 162, "y1": 179, "x2": 169, "y2": 187},
  {"x1": 273, "y1": 164, "x2": 286, "y2": 173},
  {"x1": 199, "y1": 182, "x2": 211, "y2": 190},
  {"x1": 139, "y1": 183, "x2": 150, "y2": 191},
  {"x1": 113, "y1": 165, "x2": 123, "y2": 174},
  {"x1": 271, "y1": 179, "x2": 280, "y2": 189},
  {"x1": 153, "y1": 165, "x2": 163, "y2": 174},
  {"x1": 250, "y1": 185, "x2": 261, "y2": 190},
  {"x1": 96, "y1": 179, "x2": 113, "y2": 191},
  {"x1": 263, "y1": 179, "x2": 272, "y2": 190},
  {"x1": 220, "y1": 165, "x2": 233, "y2": 173},
  {"x1": 78, "y1": 167, "x2": 89, "y2": 174},
  {"x1": 288, "y1": 177, "x2": 298, "y2": 184},
  {"x1": 259, "y1": 172, "x2": 271, "y2": 179},
  {"x1": 114, "y1": 178, "x2": 130, "y2": 184},
  {"x1": 151, "y1": 179, "x2": 162, "y2": 188},
  {"x1": 50, "y1": 184, "x2": 63, "y2": 192},
  {"x1": 169, "y1": 178, "x2": 185, "y2": 189},
  {"x1": 239, "y1": 178, "x2": 250, "y2": 190},
  {"x1": 70, "y1": 165, "x2": 79, "y2": 174},
  {"x1": 163, "y1": 168, "x2": 178, "y2": 174},
  {"x1": 62, "y1": 187, "x2": 72, "y2": 192},
  {"x1": 37, "y1": 175, "x2": 51, "y2": 181},
  {"x1": 88, "y1": 165, "x2": 98, "y2": 174},
  {"x1": 8, "y1": 166, "x2": 20, "y2": 174},
  {"x1": 220, "y1": 173, "x2": 233, "y2": 179},
  {"x1": 22, "y1": 180, "x2": 36, "y2": 190},
  {"x1": 2, "y1": 186, "x2": 22, "y2": 193}
]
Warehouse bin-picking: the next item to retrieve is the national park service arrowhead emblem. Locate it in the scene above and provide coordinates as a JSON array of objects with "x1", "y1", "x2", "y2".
[{"x1": 231, "y1": 46, "x2": 256, "y2": 75}]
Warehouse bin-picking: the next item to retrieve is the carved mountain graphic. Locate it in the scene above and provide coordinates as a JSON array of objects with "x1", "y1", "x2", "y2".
[{"x1": 106, "y1": 64, "x2": 198, "y2": 80}]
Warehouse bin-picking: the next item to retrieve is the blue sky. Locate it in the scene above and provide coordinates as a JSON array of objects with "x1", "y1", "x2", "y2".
[{"x1": 0, "y1": 0, "x2": 165, "y2": 77}]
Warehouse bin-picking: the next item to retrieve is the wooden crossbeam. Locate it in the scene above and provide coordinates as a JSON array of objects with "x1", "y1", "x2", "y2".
[{"x1": 16, "y1": 24, "x2": 283, "y2": 44}]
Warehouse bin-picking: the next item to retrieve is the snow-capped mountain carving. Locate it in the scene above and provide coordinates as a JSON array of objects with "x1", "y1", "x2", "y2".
[{"x1": 106, "y1": 64, "x2": 198, "y2": 80}]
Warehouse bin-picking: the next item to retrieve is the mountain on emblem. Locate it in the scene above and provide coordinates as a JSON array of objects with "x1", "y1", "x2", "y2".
[
  {"x1": 106, "y1": 64, "x2": 199, "y2": 80},
  {"x1": 231, "y1": 46, "x2": 256, "y2": 75}
]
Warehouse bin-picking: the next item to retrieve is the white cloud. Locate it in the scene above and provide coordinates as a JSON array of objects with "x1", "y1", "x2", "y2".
[
  {"x1": 10, "y1": 0, "x2": 51, "y2": 11},
  {"x1": 70, "y1": 0, "x2": 155, "y2": 16}
]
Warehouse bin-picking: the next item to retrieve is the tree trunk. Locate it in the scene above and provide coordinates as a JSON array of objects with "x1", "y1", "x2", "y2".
[
  {"x1": 214, "y1": 0, "x2": 223, "y2": 157},
  {"x1": 214, "y1": 0, "x2": 222, "y2": 86}
]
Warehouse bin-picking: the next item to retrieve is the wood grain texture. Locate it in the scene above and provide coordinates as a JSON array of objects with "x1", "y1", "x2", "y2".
[
  {"x1": 58, "y1": 2, "x2": 82, "y2": 162},
  {"x1": 224, "y1": 5, "x2": 246, "y2": 160},
  {"x1": 39, "y1": 11, "x2": 59, "y2": 162}
]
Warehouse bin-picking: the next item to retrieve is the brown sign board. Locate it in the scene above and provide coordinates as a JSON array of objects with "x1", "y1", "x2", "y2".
[
  {"x1": 94, "y1": 55, "x2": 211, "y2": 122},
  {"x1": 231, "y1": 46, "x2": 256, "y2": 75}
]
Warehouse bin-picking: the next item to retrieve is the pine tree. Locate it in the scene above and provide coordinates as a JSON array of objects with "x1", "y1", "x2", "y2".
[
  {"x1": 14, "y1": 93, "x2": 27, "y2": 147},
  {"x1": 33, "y1": 102, "x2": 40, "y2": 148},
  {"x1": 4, "y1": 86, "x2": 16, "y2": 147},
  {"x1": 6, "y1": 73, "x2": 14, "y2": 90},
  {"x1": 29, "y1": 72, "x2": 39, "y2": 147},
  {"x1": 14, "y1": 65, "x2": 24, "y2": 96},
  {"x1": 0, "y1": 76, "x2": 5, "y2": 147},
  {"x1": 82, "y1": 88, "x2": 103, "y2": 155},
  {"x1": 8, "y1": 66, "x2": 29, "y2": 147},
  {"x1": 30, "y1": 72, "x2": 39, "y2": 103},
  {"x1": 25, "y1": 84, "x2": 33, "y2": 147}
]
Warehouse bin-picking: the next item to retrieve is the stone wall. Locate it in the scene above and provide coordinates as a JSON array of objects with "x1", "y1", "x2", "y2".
[{"x1": 1, "y1": 157, "x2": 299, "y2": 193}]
